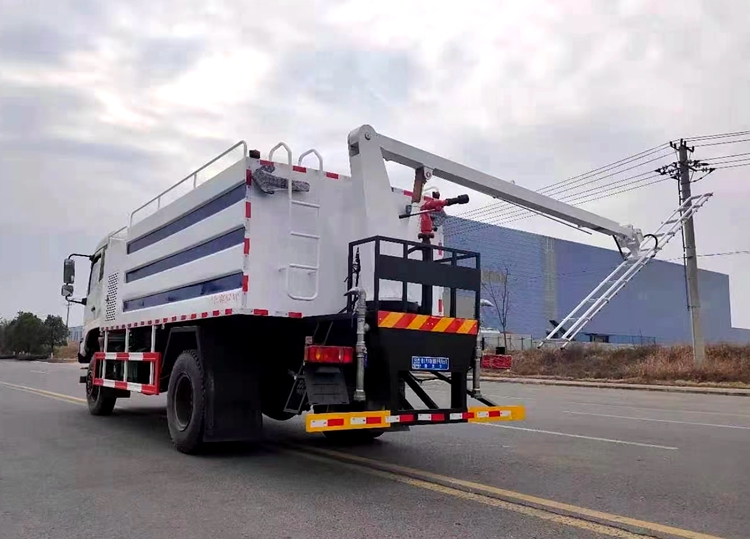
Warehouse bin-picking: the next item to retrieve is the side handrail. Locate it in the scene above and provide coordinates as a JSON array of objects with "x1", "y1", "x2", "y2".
[
  {"x1": 297, "y1": 148, "x2": 323, "y2": 171},
  {"x1": 130, "y1": 140, "x2": 248, "y2": 225},
  {"x1": 269, "y1": 142, "x2": 293, "y2": 166}
]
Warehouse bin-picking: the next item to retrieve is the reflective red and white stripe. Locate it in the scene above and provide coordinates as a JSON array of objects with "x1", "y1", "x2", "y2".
[
  {"x1": 96, "y1": 379, "x2": 155, "y2": 394},
  {"x1": 91, "y1": 351, "x2": 161, "y2": 396},
  {"x1": 385, "y1": 412, "x2": 474, "y2": 423},
  {"x1": 101, "y1": 307, "x2": 305, "y2": 332},
  {"x1": 473, "y1": 409, "x2": 512, "y2": 419},
  {"x1": 306, "y1": 406, "x2": 524, "y2": 432},
  {"x1": 102, "y1": 309, "x2": 234, "y2": 331},
  {"x1": 308, "y1": 417, "x2": 381, "y2": 429},
  {"x1": 309, "y1": 417, "x2": 346, "y2": 429},
  {"x1": 95, "y1": 352, "x2": 159, "y2": 361}
]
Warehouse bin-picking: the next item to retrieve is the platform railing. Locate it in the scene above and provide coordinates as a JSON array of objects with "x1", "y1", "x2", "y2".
[{"x1": 130, "y1": 141, "x2": 248, "y2": 225}]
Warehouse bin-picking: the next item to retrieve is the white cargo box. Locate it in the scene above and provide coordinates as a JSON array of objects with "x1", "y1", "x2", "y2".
[{"x1": 99, "y1": 144, "x2": 445, "y2": 330}]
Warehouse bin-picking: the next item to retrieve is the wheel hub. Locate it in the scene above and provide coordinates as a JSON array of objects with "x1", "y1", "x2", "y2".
[
  {"x1": 86, "y1": 365, "x2": 99, "y2": 401},
  {"x1": 174, "y1": 374, "x2": 194, "y2": 431}
]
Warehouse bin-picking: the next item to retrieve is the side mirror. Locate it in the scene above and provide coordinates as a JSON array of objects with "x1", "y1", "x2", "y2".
[
  {"x1": 61, "y1": 284, "x2": 74, "y2": 298},
  {"x1": 480, "y1": 299, "x2": 494, "y2": 308},
  {"x1": 63, "y1": 258, "x2": 75, "y2": 285}
]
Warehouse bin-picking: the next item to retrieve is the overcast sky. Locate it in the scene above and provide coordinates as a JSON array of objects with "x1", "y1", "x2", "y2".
[{"x1": 1, "y1": 0, "x2": 749, "y2": 328}]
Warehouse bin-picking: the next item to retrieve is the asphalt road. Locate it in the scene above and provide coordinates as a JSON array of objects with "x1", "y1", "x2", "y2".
[{"x1": 1, "y1": 360, "x2": 749, "y2": 539}]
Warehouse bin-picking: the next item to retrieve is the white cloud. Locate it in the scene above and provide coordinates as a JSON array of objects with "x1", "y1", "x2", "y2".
[{"x1": 1, "y1": 0, "x2": 749, "y2": 330}]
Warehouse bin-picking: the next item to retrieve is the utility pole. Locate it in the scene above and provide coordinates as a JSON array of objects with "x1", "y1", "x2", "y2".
[
  {"x1": 657, "y1": 140, "x2": 706, "y2": 366},
  {"x1": 678, "y1": 141, "x2": 706, "y2": 366}
]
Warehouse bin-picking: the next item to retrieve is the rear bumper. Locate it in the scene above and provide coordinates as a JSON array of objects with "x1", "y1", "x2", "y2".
[{"x1": 305, "y1": 405, "x2": 525, "y2": 432}]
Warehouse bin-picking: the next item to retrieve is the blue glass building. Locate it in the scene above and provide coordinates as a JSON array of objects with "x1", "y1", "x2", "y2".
[{"x1": 444, "y1": 217, "x2": 749, "y2": 344}]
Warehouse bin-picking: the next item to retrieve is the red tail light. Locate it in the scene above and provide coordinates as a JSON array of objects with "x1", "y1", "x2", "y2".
[{"x1": 305, "y1": 345, "x2": 354, "y2": 364}]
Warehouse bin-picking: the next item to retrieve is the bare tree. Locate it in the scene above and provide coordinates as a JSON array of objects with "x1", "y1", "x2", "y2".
[{"x1": 481, "y1": 264, "x2": 513, "y2": 350}]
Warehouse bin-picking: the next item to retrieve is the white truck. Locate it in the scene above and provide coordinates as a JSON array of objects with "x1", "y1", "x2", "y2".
[{"x1": 61, "y1": 125, "x2": 710, "y2": 453}]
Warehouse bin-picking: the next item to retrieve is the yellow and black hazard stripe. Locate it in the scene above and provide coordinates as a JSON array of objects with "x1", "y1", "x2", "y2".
[{"x1": 377, "y1": 311, "x2": 478, "y2": 335}]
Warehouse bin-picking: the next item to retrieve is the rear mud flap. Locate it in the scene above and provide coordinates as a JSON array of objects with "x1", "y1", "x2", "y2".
[{"x1": 195, "y1": 322, "x2": 264, "y2": 443}]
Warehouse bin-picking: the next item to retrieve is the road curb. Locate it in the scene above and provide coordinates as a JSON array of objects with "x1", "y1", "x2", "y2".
[{"x1": 478, "y1": 376, "x2": 750, "y2": 396}]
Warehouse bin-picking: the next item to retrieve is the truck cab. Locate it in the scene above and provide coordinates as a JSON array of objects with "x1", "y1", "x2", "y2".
[{"x1": 64, "y1": 230, "x2": 125, "y2": 363}]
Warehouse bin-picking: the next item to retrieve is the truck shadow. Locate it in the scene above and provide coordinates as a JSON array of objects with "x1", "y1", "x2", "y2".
[{"x1": 98, "y1": 404, "x2": 391, "y2": 458}]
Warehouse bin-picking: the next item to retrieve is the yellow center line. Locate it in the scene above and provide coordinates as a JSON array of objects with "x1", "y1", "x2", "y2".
[
  {"x1": 289, "y1": 445, "x2": 728, "y2": 539},
  {"x1": 0, "y1": 381, "x2": 86, "y2": 405},
  {"x1": 283, "y1": 447, "x2": 640, "y2": 538},
  {"x1": 0, "y1": 380, "x2": 730, "y2": 539}
]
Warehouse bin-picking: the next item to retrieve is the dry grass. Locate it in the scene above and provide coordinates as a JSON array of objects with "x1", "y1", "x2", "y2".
[
  {"x1": 504, "y1": 343, "x2": 750, "y2": 385},
  {"x1": 53, "y1": 343, "x2": 79, "y2": 360}
]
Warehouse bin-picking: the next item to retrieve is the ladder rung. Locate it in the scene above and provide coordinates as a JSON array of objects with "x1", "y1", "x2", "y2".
[
  {"x1": 289, "y1": 263, "x2": 318, "y2": 271},
  {"x1": 292, "y1": 200, "x2": 320, "y2": 209},
  {"x1": 291, "y1": 231, "x2": 320, "y2": 240}
]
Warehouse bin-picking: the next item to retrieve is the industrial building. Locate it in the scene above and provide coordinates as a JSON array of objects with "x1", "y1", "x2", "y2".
[{"x1": 443, "y1": 217, "x2": 749, "y2": 346}]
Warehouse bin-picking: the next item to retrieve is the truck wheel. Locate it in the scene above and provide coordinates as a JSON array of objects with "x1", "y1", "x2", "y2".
[
  {"x1": 166, "y1": 350, "x2": 205, "y2": 454},
  {"x1": 323, "y1": 429, "x2": 384, "y2": 444},
  {"x1": 86, "y1": 362, "x2": 116, "y2": 415}
]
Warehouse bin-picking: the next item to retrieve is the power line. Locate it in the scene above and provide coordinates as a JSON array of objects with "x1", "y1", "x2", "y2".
[
  {"x1": 481, "y1": 174, "x2": 664, "y2": 228},
  {"x1": 447, "y1": 173, "x2": 668, "y2": 236},
  {"x1": 457, "y1": 147, "x2": 672, "y2": 221},
  {"x1": 712, "y1": 162, "x2": 750, "y2": 170},
  {"x1": 697, "y1": 250, "x2": 750, "y2": 258},
  {"x1": 704, "y1": 156, "x2": 750, "y2": 166},
  {"x1": 455, "y1": 144, "x2": 672, "y2": 221},
  {"x1": 693, "y1": 137, "x2": 750, "y2": 148},
  {"x1": 449, "y1": 170, "x2": 666, "y2": 234},
  {"x1": 542, "y1": 152, "x2": 672, "y2": 199},
  {"x1": 662, "y1": 250, "x2": 750, "y2": 261},
  {"x1": 448, "y1": 129, "x2": 747, "y2": 247},
  {"x1": 683, "y1": 130, "x2": 750, "y2": 142},
  {"x1": 700, "y1": 151, "x2": 750, "y2": 161}
]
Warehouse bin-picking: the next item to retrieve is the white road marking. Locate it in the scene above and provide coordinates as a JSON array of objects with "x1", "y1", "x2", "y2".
[
  {"x1": 482, "y1": 394, "x2": 536, "y2": 402},
  {"x1": 479, "y1": 424, "x2": 678, "y2": 450},
  {"x1": 564, "y1": 411, "x2": 750, "y2": 430},
  {"x1": 566, "y1": 401, "x2": 750, "y2": 419},
  {"x1": 29, "y1": 370, "x2": 48, "y2": 374}
]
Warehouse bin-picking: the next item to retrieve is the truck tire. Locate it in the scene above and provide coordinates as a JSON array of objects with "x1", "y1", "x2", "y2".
[
  {"x1": 323, "y1": 429, "x2": 384, "y2": 444},
  {"x1": 86, "y1": 362, "x2": 116, "y2": 416},
  {"x1": 166, "y1": 349, "x2": 205, "y2": 454}
]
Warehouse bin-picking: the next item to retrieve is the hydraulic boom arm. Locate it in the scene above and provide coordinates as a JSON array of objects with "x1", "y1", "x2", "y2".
[
  {"x1": 347, "y1": 125, "x2": 711, "y2": 348},
  {"x1": 348, "y1": 125, "x2": 644, "y2": 256}
]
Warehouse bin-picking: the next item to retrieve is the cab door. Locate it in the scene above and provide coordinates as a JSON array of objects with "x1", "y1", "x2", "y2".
[{"x1": 84, "y1": 247, "x2": 106, "y2": 327}]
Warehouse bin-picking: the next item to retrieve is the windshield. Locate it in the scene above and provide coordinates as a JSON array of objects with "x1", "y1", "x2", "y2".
[{"x1": 87, "y1": 249, "x2": 105, "y2": 295}]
